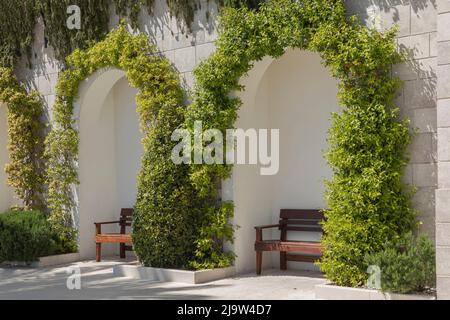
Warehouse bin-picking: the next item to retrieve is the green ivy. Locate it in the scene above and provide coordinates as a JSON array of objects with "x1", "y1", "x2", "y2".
[
  {"x1": 187, "y1": 0, "x2": 415, "y2": 284},
  {"x1": 0, "y1": 0, "x2": 36, "y2": 68},
  {"x1": 0, "y1": 67, "x2": 46, "y2": 211},
  {"x1": 38, "y1": 0, "x2": 111, "y2": 61},
  {"x1": 44, "y1": 24, "x2": 204, "y2": 267}
]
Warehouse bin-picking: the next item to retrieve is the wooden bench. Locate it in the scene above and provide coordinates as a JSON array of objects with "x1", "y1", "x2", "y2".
[
  {"x1": 254, "y1": 209, "x2": 324, "y2": 275},
  {"x1": 94, "y1": 208, "x2": 133, "y2": 262}
]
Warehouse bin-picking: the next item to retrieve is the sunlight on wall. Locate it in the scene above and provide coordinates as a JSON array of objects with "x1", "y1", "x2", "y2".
[
  {"x1": 77, "y1": 70, "x2": 142, "y2": 259},
  {"x1": 225, "y1": 49, "x2": 340, "y2": 273},
  {"x1": 0, "y1": 104, "x2": 14, "y2": 212}
]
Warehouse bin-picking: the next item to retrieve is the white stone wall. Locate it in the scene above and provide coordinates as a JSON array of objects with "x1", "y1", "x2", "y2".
[
  {"x1": 227, "y1": 50, "x2": 340, "y2": 273},
  {"x1": 6, "y1": 0, "x2": 449, "y2": 297},
  {"x1": 436, "y1": 0, "x2": 450, "y2": 301},
  {"x1": 0, "y1": 104, "x2": 13, "y2": 212},
  {"x1": 346, "y1": 0, "x2": 438, "y2": 242},
  {"x1": 11, "y1": 1, "x2": 440, "y2": 241}
]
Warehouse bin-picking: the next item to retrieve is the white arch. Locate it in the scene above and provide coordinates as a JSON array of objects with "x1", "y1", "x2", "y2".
[
  {"x1": 224, "y1": 49, "x2": 340, "y2": 273},
  {"x1": 75, "y1": 68, "x2": 142, "y2": 259}
]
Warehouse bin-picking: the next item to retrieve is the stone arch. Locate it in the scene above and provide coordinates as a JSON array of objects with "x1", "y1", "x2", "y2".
[
  {"x1": 45, "y1": 25, "x2": 186, "y2": 261},
  {"x1": 74, "y1": 68, "x2": 142, "y2": 258},
  {"x1": 224, "y1": 49, "x2": 340, "y2": 273}
]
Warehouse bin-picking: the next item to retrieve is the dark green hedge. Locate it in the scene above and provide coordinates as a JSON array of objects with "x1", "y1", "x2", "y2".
[{"x1": 0, "y1": 210, "x2": 60, "y2": 262}]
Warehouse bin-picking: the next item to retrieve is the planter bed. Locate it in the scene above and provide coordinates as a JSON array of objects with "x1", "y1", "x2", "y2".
[
  {"x1": 0, "y1": 252, "x2": 81, "y2": 268},
  {"x1": 315, "y1": 283, "x2": 435, "y2": 300},
  {"x1": 113, "y1": 264, "x2": 236, "y2": 284}
]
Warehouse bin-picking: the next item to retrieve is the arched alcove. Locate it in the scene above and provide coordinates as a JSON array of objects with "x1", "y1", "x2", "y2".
[
  {"x1": 75, "y1": 69, "x2": 142, "y2": 259},
  {"x1": 0, "y1": 103, "x2": 14, "y2": 212},
  {"x1": 224, "y1": 49, "x2": 340, "y2": 273}
]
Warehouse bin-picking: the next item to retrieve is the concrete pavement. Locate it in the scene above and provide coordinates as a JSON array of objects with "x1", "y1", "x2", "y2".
[{"x1": 0, "y1": 258, "x2": 325, "y2": 300}]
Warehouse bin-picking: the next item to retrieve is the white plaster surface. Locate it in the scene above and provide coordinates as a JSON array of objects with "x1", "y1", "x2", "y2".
[
  {"x1": 0, "y1": 104, "x2": 12, "y2": 212},
  {"x1": 77, "y1": 69, "x2": 142, "y2": 259},
  {"x1": 227, "y1": 49, "x2": 339, "y2": 273},
  {"x1": 0, "y1": 104, "x2": 16, "y2": 212}
]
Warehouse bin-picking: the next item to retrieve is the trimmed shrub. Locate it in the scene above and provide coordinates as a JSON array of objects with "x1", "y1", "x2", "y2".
[
  {"x1": 0, "y1": 210, "x2": 58, "y2": 262},
  {"x1": 365, "y1": 232, "x2": 436, "y2": 294}
]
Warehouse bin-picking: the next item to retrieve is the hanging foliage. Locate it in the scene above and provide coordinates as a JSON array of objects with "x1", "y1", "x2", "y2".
[
  {"x1": 0, "y1": 0, "x2": 264, "y2": 66},
  {"x1": 0, "y1": 0, "x2": 37, "y2": 68},
  {"x1": 0, "y1": 67, "x2": 46, "y2": 211},
  {"x1": 37, "y1": 0, "x2": 111, "y2": 61}
]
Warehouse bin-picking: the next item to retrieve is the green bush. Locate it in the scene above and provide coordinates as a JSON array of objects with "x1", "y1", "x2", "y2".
[
  {"x1": 0, "y1": 210, "x2": 59, "y2": 262},
  {"x1": 364, "y1": 233, "x2": 436, "y2": 294}
]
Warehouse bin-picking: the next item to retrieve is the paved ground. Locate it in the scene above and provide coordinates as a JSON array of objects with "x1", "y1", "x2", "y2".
[{"x1": 0, "y1": 258, "x2": 326, "y2": 300}]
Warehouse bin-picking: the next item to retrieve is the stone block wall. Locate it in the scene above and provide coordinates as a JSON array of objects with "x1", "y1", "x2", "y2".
[
  {"x1": 436, "y1": 0, "x2": 450, "y2": 300},
  {"x1": 346, "y1": 0, "x2": 438, "y2": 242},
  {"x1": 13, "y1": 0, "x2": 219, "y2": 119}
]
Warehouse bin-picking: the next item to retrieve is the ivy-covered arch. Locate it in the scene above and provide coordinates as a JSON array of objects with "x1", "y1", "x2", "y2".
[
  {"x1": 186, "y1": 0, "x2": 415, "y2": 285},
  {"x1": 44, "y1": 25, "x2": 201, "y2": 265}
]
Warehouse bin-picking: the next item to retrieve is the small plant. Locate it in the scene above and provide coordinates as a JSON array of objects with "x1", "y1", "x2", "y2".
[
  {"x1": 0, "y1": 210, "x2": 62, "y2": 262},
  {"x1": 364, "y1": 232, "x2": 436, "y2": 294}
]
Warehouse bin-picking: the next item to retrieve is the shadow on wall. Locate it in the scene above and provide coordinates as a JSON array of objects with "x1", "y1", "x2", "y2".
[
  {"x1": 76, "y1": 68, "x2": 142, "y2": 259},
  {"x1": 394, "y1": 48, "x2": 437, "y2": 115},
  {"x1": 15, "y1": 0, "x2": 219, "y2": 85},
  {"x1": 346, "y1": 0, "x2": 436, "y2": 19},
  {"x1": 110, "y1": 0, "x2": 218, "y2": 49}
]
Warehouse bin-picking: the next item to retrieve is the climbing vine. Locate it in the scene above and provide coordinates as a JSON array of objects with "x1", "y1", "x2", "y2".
[
  {"x1": 0, "y1": 0, "x2": 36, "y2": 68},
  {"x1": 0, "y1": 67, "x2": 45, "y2": 211},
  {"x1": 0, "y1": 0, "x2": 265, "y2": 267},
  {"x1": 45, "y1": 24, "x2": 204, "y2": 267},
  {"x1": 187, "y1": 0, "x2": 415, "y2": 285}
]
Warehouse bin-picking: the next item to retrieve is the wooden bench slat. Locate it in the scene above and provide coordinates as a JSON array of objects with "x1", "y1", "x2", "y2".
[
  {"x1": 95, "y1": 234, "x2": 132, "y2": 243},
  {"x1": 284, "y1": 226, "x2": 323, "y2": 232},
  {"x1": 255, "y1": 240, "x2": 322, "y2": 254},
  {"x1": 280, "y1": 209, "x2": 324, "y2": 219},
  {"x1": 286, "y1": 254, "x2": 321, "y2": 263}
]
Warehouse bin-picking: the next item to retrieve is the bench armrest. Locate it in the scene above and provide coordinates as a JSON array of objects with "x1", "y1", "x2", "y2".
[
  {"x1": 94, "y1": 221, "x2": 120, "y2": 226},
  {"x1": 255, "y1": 224, "x2": 280, "y2": 243},
  {"x1": 94, "y1": 221, "x2": 120, "y2": 235},
  {"x1": 254, "y1": 224, "x2": 279, "y2": 230}
]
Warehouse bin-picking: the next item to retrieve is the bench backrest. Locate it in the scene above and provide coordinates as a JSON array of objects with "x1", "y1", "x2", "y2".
[
  {"x1": 120, "y1": 208, "x2": 133, "y2": 229},
  {"x1": 279, "y1": 209, "x2": 324, "y2": 240}
]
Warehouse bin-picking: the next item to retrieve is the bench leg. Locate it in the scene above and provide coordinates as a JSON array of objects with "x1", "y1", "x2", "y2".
[
  {"x1": 96, "y1": 243, "x2": 102, "y2": 262},
  {"x1": 256, "y1": 251, "x2": 262, "y2": 275},
  {"x1": 280, "y1": 252, "x2": 287, "y2": 270},
  {"x1": 120, "y1": 243, "x2": 125, "y2": 259}
]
